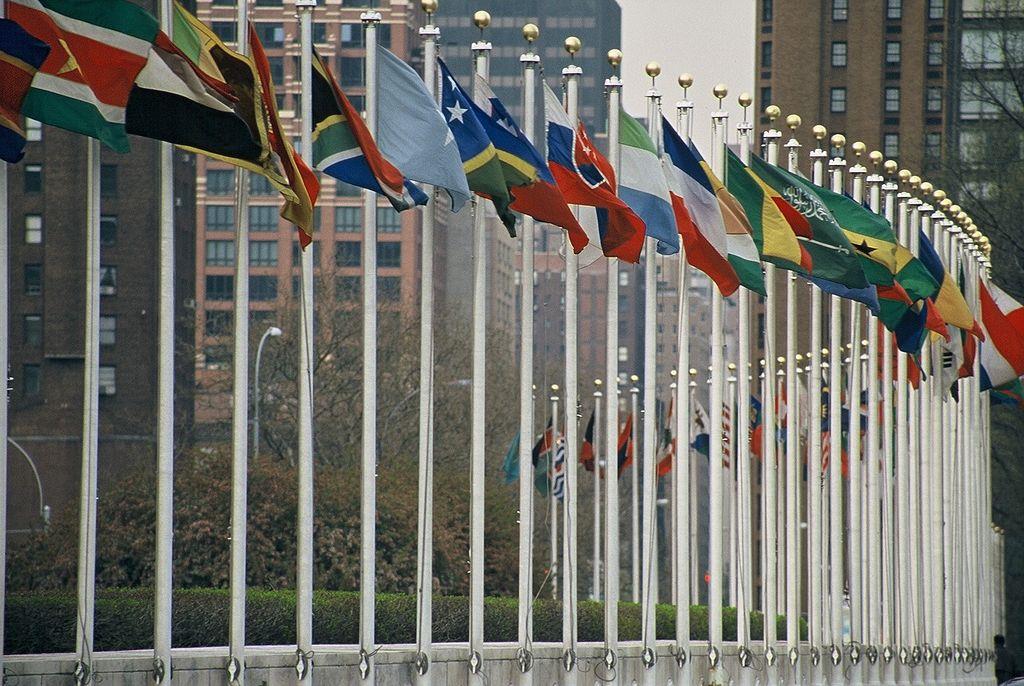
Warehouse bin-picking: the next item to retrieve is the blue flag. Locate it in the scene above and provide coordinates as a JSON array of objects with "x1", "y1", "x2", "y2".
[{"x1": 0, "y1": 18, "x2": 50, "y2": 163}]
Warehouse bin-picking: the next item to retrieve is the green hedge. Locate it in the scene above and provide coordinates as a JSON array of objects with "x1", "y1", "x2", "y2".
[{"x1": 6, "y1": 588, "x2": 805, "y2": 654}]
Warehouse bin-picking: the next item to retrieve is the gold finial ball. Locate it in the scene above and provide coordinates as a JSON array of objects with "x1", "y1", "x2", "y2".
[
  {"x1": 812, "y1": 124, "x2": 827, "y2": 140},
  {"x1": 898, "y1": 169, "x2": 911, "y2": 182},
  {"x1": 739, "y1": 92, "x2": 753, "y2": 107},
  {"x1": 607, "y1": 48, "x2": 623, "y2": 67},
  {"x1": 869, "y1": 150, "x2": 883, "y2": 164},
  {"x1": 728, "y1": 362, "x2": 737, "y2": 371},
  {"x1": 646, "y1": 61, "x2": 661, "y2": 78},
  {"x1": 949, "y1": 204, "x2": 961, "y2": 214},
  {"x1": 565, "y1": 36, "x2": 581, "y2": 55},
  {"x1": 957, "y1": 211, "x2": 968, "y2": 223},
  {"x1": 852, "y1": 141, "x2": 866, "y2": 156},
  {"x1": 713, "y1": 83, "x2": 728, "y2": 99},
  {"x1": 830, "y1": 133, "x2": 846, "y2": 148},
  {"x1": 933, "y1": 188, "x2": 947, "y2": 201},
  {"x1": 551, "y1": 383, "x2": 559, "y2": 392},
  {"x1": 920, "y1": 181, "x2": 934, "y2": 194},
  {"x1": 909, "y1": 174, "x2": 921, "y2": 187},
  {"x1": 883, "y1": 160, "x2": 898, "y2": 175},
  {"x1": 764, "y1": 104, "x2": 781, "y2": 121},
  {"x1": 940, "y1": 198, "x2": 953, "y2": 210},
  {"x1": 522, "y1": 23, "x2": 539, "y2": 43},
  {"x1": 965, "y1": 217, "x2": 975, "y2": 228},
  {"x1": 421, "y1": 0, "x2": 438, "y2": 14},
  {"x1": 785, "y1": 114, "x2": 801, "y2": 130},
  {"x1": 678, "y1": 73, "x2": 693, "y2": 89},
  {"x1": 473, "y1": 10, "x2": 490, "y2": 28}
]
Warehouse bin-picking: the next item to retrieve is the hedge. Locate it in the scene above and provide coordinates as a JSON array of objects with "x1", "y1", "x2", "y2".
[{"x1": 5, "y1": 588, "x2": 806, "y2": 654}]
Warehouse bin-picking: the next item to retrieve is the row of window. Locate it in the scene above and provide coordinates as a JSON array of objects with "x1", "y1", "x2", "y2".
[
  {"x1": 20, "y1": 364, "x2": 116, "y2": 398},
  {"x1": 21, "y1": 265, "x2": 118, "y2": 296},
  {"x1": 22, "y1": 314, "x2": 117, "y2": 346},
  {"x1": 827, "y1": 40, "x2": 944, "y2": 68},
  {"x1": 828, "y1": 0, "x2": 944, "y2": 21},
  {"x1": 204, "y1": 239, "x2": 401, "y2": 268},
  {"x1": 208, "y1": 172, "x2": 366, "y2": 199},
  {"x1": 20, "y1": 215, "x2": 118, "y2": 246},
  {"x1": 204, "y1": 204, "x2": 401, "y2": 233},
  {"x1": 204, "y1": 274, "x2": 402, "y2": 302},
  {"x1": 827, "y1": 86, "x2": 944, "y2": 114}
]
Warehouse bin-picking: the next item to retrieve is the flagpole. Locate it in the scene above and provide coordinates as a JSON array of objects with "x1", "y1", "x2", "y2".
[
  {"x1": 516, "y1": 23, "x2": 539, "y2": 680},
  {"x1": 551, "y1": 388, "x2": 561, "y2": 604},
  {"x1": 708, "y1": 83, "x2": 729, "y2": 685},
  {"x1": 154, "y1": 0, "x2": 176, "y2": 682},
  {"x1": 630, "y1": 377, "x2": 640, "y2": 604},
  {"x1": 602, "y1": 48, "x2": 623, "y2": 676},
  {"x1": 905, "y1": 179, "x2": 924, "y2": 666},
  {"x1": 359, "y1": 8, "x2": 382, "y2": 681},
  {"x1": 827, "y1": 134, "x2": 847, "y2": 676},
  {"x1": 727, "y1": 364, "x2": 738, "y2": 610},
  {"x1": 593, "y1": 382, "x2": 603, "y2": 602},
  {"x1": 673, "y1": 76, "x2": 694, "y2": 681},
  {"x1": 563, "y1": 40, "x2": 583, "y2": 676},
  {"x1": 0, "y1": 0, "x2": 7, "y2": 672}
]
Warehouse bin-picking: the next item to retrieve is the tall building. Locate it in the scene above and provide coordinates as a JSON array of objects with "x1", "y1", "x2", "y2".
[
  {"x1": 756, "y1": 0, "x2": 952, "y2": 173},
  {"x1": 6, "y1": 127, "x2": 196, "y2": 531}
]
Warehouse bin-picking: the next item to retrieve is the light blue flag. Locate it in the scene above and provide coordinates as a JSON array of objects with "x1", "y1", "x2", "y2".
[{"x1": 376, "y1": 46, "x2": 471, "y2": 211}]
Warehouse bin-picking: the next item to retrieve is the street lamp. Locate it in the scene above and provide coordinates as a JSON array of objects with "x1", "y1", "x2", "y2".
[{"x1": 253, "y1": 326, "x2": 283, "y2": 459}]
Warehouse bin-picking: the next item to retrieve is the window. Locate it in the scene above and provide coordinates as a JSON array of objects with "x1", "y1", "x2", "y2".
[
  {"x1": 339, "y1": 56, "x2": 364, "y2": 88},
  {"x1": 207, "y1": 169, "x2": 235, "y2": 195},
  {"x1": 22, "y1": 364, "x2": 40, "y2": 396},
  {"x1": 926, "y1": 87, "x2": 943, "y2": 112},
  {"x1": 99, "y1": 315, "x2": 116, "y2": 345},
  {"x1": 925, "y1": 132, "x2": 942, "y2": 157},
  {"x1": 884, "y1": 133, "x2": 900, "y2": 157},
  {"x1": 23, "y1": 315, "x2": 42, "y2": 346},
  {"x1": 336, "y1": 240, "x2": 361, "y2": 267},
  {"x1": 831, "y1": 41, "x2": 848, "y2": 67},
  {"x1": 336, "y1": 275, "x2": 360, "y2": 301},
  {"x1": 313, "y1": 22, "x2": 328, "y2": 43},
  {"x1": 204, "y1": 345, "x2": 232, "y2": 369},
  {"x1": 762, "y1": 0, "x2": 773, "y2": 21},
  {"x1": 887, "y1": 0, "x2": 902, "y2": 19},
  {"x1": 250, "y1": 174, "x2": 274, "y2": 195},
  {"x1": 249, "y1": 205, "x2": 278, "y2": 232},
  {"x1": 292, "y1": 240, "x2": 321, "y2": 266},
  {"x1": 205, "y1": 310, "x2": 231, "y2": 337},
  {"x1": 24, "y1": 164, "x2": 41, "y2": 192},
  {"x1": 24, "y1": 264, "x2": 41, "y2": 295},
  {"x1": 830, "y1": 87, "x2": 847, "y2": 113},
  {"x1": 24, "y1": 215, "x2": 42, "y2": 244},
  {"x1": 340, "y1": 23, "x2": 364, "y2": 46},
  {"x1": 377, "y1": 242, "x2": 401, "y2": 267},
  {"x1": 760, "y1": 86, "x2": 772, "y2": 109},
  {"x1": 336, "y1": 180, "x2": 361, "y2": 197},
  {"x1": 249, "y1": 240, "x2": 278, "y2": 266},
  {"x1": 885, "y1": 87, "x2": 901, "y2": 112},
  {"x1": 212, "y1": 21, "x2": 236, "y2": 43},
  {"x1": 255, "y1": 0, "x2": 282, "y2": 5},
  {"x1": 206, "y1": 239, "x2": 235, "y2": 266},
  {"x1": 928, "y1": 0, "x2": 944, "y2": 19},
  {"x1": 249, "y1": 275, "x2": 278, "y2": 300},
  {"x1": 25, "y1": 118, "x2": 41, "y2": 142},
  {"x1": 255, "y1": 22, "x2": 283, "y2": 48},
  {"x1": 268, "y1": 56, "x2": 284, "y2": 86},
  {"x1": 832, "y1": 0, "x2": 848, "y2": 20},
  {"x1": 98, "y1": 366, "x2": 116, "y2": 396},
  {"x1": 99, "y1": 265, "x2": 117, "y2": 295},
  {"x1": 761, "y1": 41, "x2": 772, "y2": 68},
  {"x1": 376, "y1": 207, "x2": 401, "y2": 232},
  {"x1": 206, "y1": 205, "x2": 235, "y2": 232},
  {"x1": 618, "y1": 346, "x2": 628, "y2": 362},
  {"x1": 206, "y1": 274, "x2": 234, "y2": 301},
  {"x1": 928, "y1": 40, "x2": 943, "y2": 66},
  {"x1": 619, "y1": 270, "x2": 629, "y2": 287},
  {"x1": 378, "y1": 276, "x2": 401, "y2": 302},
  {"x1": 885, "y1": 41, "x2": 901, "y2": 65},
  {"x1": 378, "y1": 24, "x2": 392, "y2": 49},
  {"x1": 336, "y1": 206, "x2": 362, "y2": 232},
  {"x1": 101, "y1": 164, "x2": 117, "y2": 196},
  {"x1": 100, "y1": 215, "x2": 117, "y2": 246}
]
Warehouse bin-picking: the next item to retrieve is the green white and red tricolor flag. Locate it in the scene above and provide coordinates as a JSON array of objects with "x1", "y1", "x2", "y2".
[{"x1": 6, "y1": 0, "x2": 159, "y2": 153}]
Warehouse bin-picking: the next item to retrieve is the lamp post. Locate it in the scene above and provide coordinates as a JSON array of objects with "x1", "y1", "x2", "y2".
[{"x1": 253, "y1": 325, "x2": 283, "y2": 460}]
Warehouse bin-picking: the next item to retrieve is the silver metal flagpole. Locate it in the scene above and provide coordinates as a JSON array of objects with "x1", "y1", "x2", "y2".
[
  {"x1": 630, "y1": 375, "x2": 640, "y2": 604},
  {"x1": 602, "y1": 48, "x2": 623, "y2": 676},
  {"x1": 154, "y1": 0, "x2": 175, "y2": 682},
  {"x1": 593, "y1": 381, "x2": 603, "y2": 601},
  {"x1": 905, "y1": 179, "x2": 924, "y2": 667},
  {"x1": 360, "y1": 8, "x2": 382, "y2": 681},
  {"x1": 0, "y1": 0, "x2": 7, "y2": 670},
  {"x1": 708, "y1": 83, "x2": 729, "y2": 685},
  {"x1": 416, "y1": 4, "x2": 441, "y2": 680},
  {"x1": 516, "y1": 21, "x2": 539, "y2": 682},
  {"x1": 296, "y1": 2, "x2": 316, "y2": 682},
  {"x1": 468, "y1": 11, "x2": 491, "y2": 675},
  {"x1": 551, "y1": 388, "x2": 561, "y2": 604},
  {"x1": 74, "y1": 138, "x2": 102, "y2": 686}
]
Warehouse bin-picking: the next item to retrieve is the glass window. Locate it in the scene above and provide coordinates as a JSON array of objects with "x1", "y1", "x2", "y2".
[
  {"x1": 884, "y1": 133, "x2": 900, "y2": 157},
  {"x1": 249, "y1": 275, "x2": 278, "y2": 301},
  {"x1": 830, "y1": 87, "x2": 847, "y2": 113},
  {"x1": 339, "y1": 56, "x2": 364, "y2": 87},
  {"x1": 376, "y1": 207, "x2": 401, "y2": 232},
  {"x1": 212, "y1": 21, "x2": 236, "y2": 43},
  {"x1": 268, "y1": 56, "x2": 284, "y2": 86},
  {"x1": 336, "y1": 180, "x2": 361, "y2": 197},
  {"x1": 885, "y1": 87, "x2": 901, "y2": 112},
  {"x1": 24, "y1": 215, "x2": 42, "y2": 244},
  {"x1": 617, "y1": 346, "x2": 628, "y2": 362},
  {"x1": 762, "y1": 0, "x2": 773, "y2": 21},
  {"x1": 24, "y1": 264, "x2": 41, "y2": 295},
  {"x1": 249, "y1": 205, "x2": 278, "y2": 232},
  {"x1": 24, "y1": 164, "x2": 41, "y2": 193},
  {"x1": 100, "y1": 215, "x2": 117, "y2": 246},
  {"x1": 99, "y1": 265, "x2": 117, "y2": 295},
  {"x1": 335, "y1": 206, "x2": 362, "y2": 232},
  {"x1": 928, "y1": 41, "x2": 943, "y2": 66},
  {"x1": 340, "y1": 23, "x2": 364, "y2": 46},
  {"x1": 831, "y1": 41, "x2": 848, "y2": 67},
  {"x1": 292, "y1": 240, "x2": 320, "y2": 266},
  {"x1": 313, "y1": 22, "x2": 328, "y2": 43},
  {"x1": 378, "y1": 24, "x2": 392, "y2": 49},
  {"x1": 205, "y1": 310, "x2": 231, "y2": 337},
  {"x1": 23, "y1": 315, "x2": 42, "y2": 346},
  {"x1": 761, "y1": 41, "x2": 773, "y2": 68},
  {"x1": 206, "y1": 239, "x2": 235, "y2": 266},
  {"x1": 23, "y1": 364, "x2": 40, "y2": 396},
  {"x1": 98, "y1": 366, "x2": 116, "y2": 396},
  {"x1": 887, "y1": 0, "x2": 902, "y2": 19},
  {"x1": 207, "y1": 169, "x2": 235, "y2": 195},
  {"x1": 336, "y1": 275, "x2": 360, "y2": 301},
  {"x1": 378, "y1": 276, "x2": 401, "y2": 301},
  {"x1": 377, "y1": 241, "x2": 401, "y2": 267},
  {"x1": 336, "y1": 240, "x2": 361, "y2": 267},
  {"x1": 206, "y1": 205, "x2": 235, "y2": 232},
  {"x1": 886, "y1": 41, "x2": 901, "y2": 65},
  {"x1": 926, "y1": 87, "x2": 943, "y2": 112},
  {"x1": 101, "y1": 164, "x2": 117, "y2": 196},
  {"x1": 255, "y1": 22, "x2": 283, "y2": 48},
  {"x1": 760, "y1": 86, "x2": 772, "y2": 109},
  {"x1": 832, "y1": 0, "x2": 848, "y2": 20},
  {"x1": 250, "y1": 174, "x2": 274, "y2": 195},
  {"x1": 25, "y1": 118, "x2": 41, "y2": 142},
  {"x1": 928, "y1": 0, "x2": 944, "y2": 19},
  {"x1": 99, "y1": 315, "x2": 116, "y2": 345},
  {"x1": 249, "y1": 240, "x2": 278, "y2": 266},
  {"x1": 206, "y1": 274, "x2": 234, "y2": 301},
  {"x1": 204, "y1": 345, "x2": 232, "y2": 369},
  {"x1": 925, "y1": 132, "x2": 942, "y2": 157},
  {"x1": 619, "y1": 270, "x2": 629, "y2": 287}
]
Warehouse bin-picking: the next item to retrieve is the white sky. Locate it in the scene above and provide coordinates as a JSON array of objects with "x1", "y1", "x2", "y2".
[{"x1": 619, "y1": 0, "x2": 755, "y2": 153}]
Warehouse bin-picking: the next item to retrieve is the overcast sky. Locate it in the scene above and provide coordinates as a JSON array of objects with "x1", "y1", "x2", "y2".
[{"x1": 619, "y1": 0, "x2": 755, "y2": 152}]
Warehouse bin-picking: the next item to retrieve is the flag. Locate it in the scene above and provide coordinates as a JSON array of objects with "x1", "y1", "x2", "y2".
[
  {"x1": 472, "y1": 75, "x2": 587, "y2": 248},
  {"x1": 310, "y1": 50, "x2": 425, "y2": 211},
  {"x1": 618, "y1": 109, "x2": 679, "y2": 255},
  {"x1": 532, "y1": 418, "x2": 555, "y2": 496},
  {"x1": 580, "y1": 410, "x2": 596, "y2": 472},
  {"x1": 722, "y1": 401, "x2": 732, "y2": 469},
  {"x1": 691, "y1": 398, "x2": 710, "y2": 457},
  {"x1": 991, "y1": 378, "x2": 1024, "y2": 409},
  {"x1": 437, "y1": 58, "x2": 515, "y2": 234},
  {"x1": 726, "y1": 148, "x2": 812, "y2": 273},
  {"x1": 551, "y1": 437, "x2": 566, "y2": 500},
  {"x1": 748, "y1": 156, "x2": 869, "y2": 290},
  {"x1": 979, "y1": 280, "x2": 1024, "y2": 390},
  {"x1": 0, "y1": 17, "x2": 49, "y2": 163},
  {"x1": 749, "y1": 395, "x2": 763, "y2": 459},
  {"x1": 918, "y1": 228, "x2": 981, "y2": 336},
  {"x1": 661, "y1": 117, "x2": 740, "y2": 295},
  {"x1": 502, "y1": 431, "x2": 520, "y2": 484},
  {"x1": 617, "y1": 415, "x2": 633, "y2": 476},
  {"x1": 657, "y1": 395, "x2": 675, "y2": 477},
  {"x1": 542, "y1": 82, "x2": 644, "y2": 264},
  {"x1": 813, "y1": 186, "x2": 899, "y2": 285},
  {"x1": 376, "y1": 46, "x2": 470, "y2": 211},
  {"x1": 248, "y1": 24, "x2": 319, "y2": 245},
  {"x1": 8, "y1": 0, "x2": 159, "y2": 152}
]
